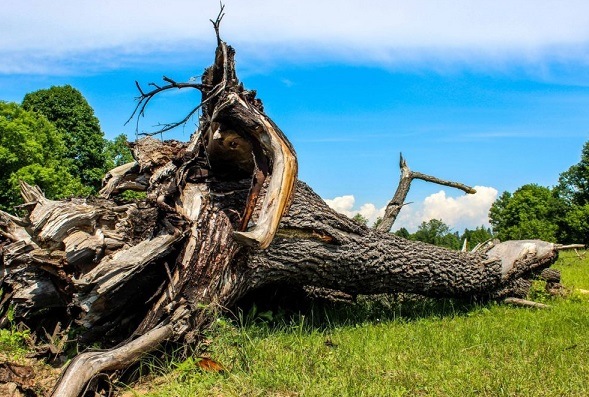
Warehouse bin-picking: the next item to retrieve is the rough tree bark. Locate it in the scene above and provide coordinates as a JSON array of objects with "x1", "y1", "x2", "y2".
[{"x1": 0, "y1": 13, "x2": 561, "y2": 397}]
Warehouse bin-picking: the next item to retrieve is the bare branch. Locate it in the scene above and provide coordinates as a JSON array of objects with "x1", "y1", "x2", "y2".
[
  {"x1": 555, "y1": 244, "x2": 585, "y2": 251},
  {"x1": 503, "y1": 297, "x2": 551, "y2": 309},
  {"x1": 210, "y1": 2, "x2": 226, "y2": 45},
  {"x1": 411, "y1": 171, "x2": 477, "y2": 194},
  {"x1": 126, "y1": 77, "x2": 210, "y2": 136},
  {"x1": 376, "y1": 153, "x2": 476, "y2": 232},
  {"x1": 126, "y1": 4, "x2": 230, "y2": 137},
  {"x1": 50, "y1": 323, "x2": 174, "y2": 397}
]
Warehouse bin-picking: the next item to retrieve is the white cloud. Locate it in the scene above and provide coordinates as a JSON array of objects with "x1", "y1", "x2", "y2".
[
  {"x1": 324, "y1": 195, "x2": 385, "y2": 226},
  {"x1": 394, "y1": 186, "x2": 498, "y2": 232},
  {"x1": 3, "y1": 1, "x2": 589, "y2": 74},
  {"x1": 325, "y1": 185, "x2": 498, "y2": 232},
  {"x1": 323, "y1": 195, "x2": 355, "y2": 217}
]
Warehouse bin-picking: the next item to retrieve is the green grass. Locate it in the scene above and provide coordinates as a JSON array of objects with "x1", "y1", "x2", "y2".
[
  {"x1": 0, "y1": 305, "x2": 31, "y2": 360},
  {"x1": 128, "y1": 250, "x2": 589, "y2": 397},
  {"x1": 554, "y1": 250, "x2": 589, "y2": 291}
]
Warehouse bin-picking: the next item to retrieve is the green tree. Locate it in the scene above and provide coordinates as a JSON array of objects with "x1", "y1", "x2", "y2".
[
  {"x1": 394, "y1": 227, "x2": 411, "y2": 239},
  {"x1": 461, "y1": 226, "x2": 494, "y2": 250},
  {"x1": 22, "y1": 85, "x2": 106, "y2": 191},
  {"x1": 489, "y1": 184, "x2": 560, "y2": 242},
  {"x1": 555, "y1": 141, "x2": 589, "y2": 206},
  {"x1": 0, "y1": 102, "x2": 89, "y2": 211},
  {"x1": 559, "y1": 204, "x2": 589, "y2": 244},
  {"x1": 413, "y1": 219, "x2": 459, "y2": 249},
  {"x1": 372, "y1": 216, "x2": 383, "y2": 229},
  {"x1": 554, "y1": 141, "x2": 589, "y2": 244},
  {"x1": 103, "y1": 133, "x2": 134, "y2": 170},
  {"x1": 351, "y1": 213, "x2": 368, "y2": 226}
]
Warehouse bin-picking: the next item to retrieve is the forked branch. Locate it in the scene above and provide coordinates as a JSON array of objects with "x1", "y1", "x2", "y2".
[
  {"x1": 125, "y1": 4, "x2": 228, "y2": 137},
  {"x1": 126, "y1": 77, "x2": 210, "y2": 136},
  {"x1": 377, "y1": 153, "x2": 476, "y2": 232}
]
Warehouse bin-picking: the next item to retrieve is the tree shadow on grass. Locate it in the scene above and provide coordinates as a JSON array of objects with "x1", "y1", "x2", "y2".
[{"x1": 231, "y1": 283, "x2": 490, "y2": 332}]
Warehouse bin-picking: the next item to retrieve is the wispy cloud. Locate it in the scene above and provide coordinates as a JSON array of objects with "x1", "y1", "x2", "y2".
[
  {"x1": 3, "y1": 1, "x2": 589, "y2": 75},
  {"x1": 281, "y1": 78, "x2": 295, "y2": 88},
  {"x1": 445, "y1": 129, "x2": 589, "y2": 142}
]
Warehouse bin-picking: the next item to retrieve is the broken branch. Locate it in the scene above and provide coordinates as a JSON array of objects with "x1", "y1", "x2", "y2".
[{"x1": 377, "y1": 153, "x2": 476, "y2": 232}]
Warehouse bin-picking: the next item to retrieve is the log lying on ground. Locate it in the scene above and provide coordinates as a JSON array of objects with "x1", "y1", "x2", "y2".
[
  {"x1": 0, "y1": 15, "x2": 560, "y2": 397},
  {"x1": 2, "y1": 177, "x2": 560, "y2": 397}
]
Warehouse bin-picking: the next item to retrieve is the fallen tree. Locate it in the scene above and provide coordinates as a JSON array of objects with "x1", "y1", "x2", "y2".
[{"x1": 0, "y1": 12, "x2": 561, "y2": 397}]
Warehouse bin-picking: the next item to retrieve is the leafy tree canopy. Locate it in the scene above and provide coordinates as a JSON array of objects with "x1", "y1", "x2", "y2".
[
  {"x1": 22, "y1": 85, "x2": 106, "y2": 191},
  {"x1": 351, "y1": 213, "x2": 369, "y2": 226},
  {"x1": 412, "y1": 219, "x2": 460, "y2": 250},
  {"x1": 552, "y1": 141, "x2": 589, "y2": 244},
  {"x1": 489, "y1": 184, "x2": 560, "y2": 242},
  {"x1": 0, "y1": 101, "x2": 90, "y2": 211},
  {"x1": 489, "y1": 140, "x2": 589, "y2": 245},
  {"x1": 555, "y1": 141, "x2": 589, "y2": 206},
  {"x1": 394, "y1": 227, "x2": 411, "y2": 240},
  {"x1": 104, "y1": 133, "x2": 134, "y2": 170},
  {"x1": 461, "y1": 226, "x2": 494, "y2": 250}
]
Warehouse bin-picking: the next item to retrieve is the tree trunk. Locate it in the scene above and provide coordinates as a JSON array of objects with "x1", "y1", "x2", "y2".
[
  {"x1": 248, "y1": 181, "x2": 556, "y2": 300},
  {"x1": 0, "y1": 17, "x2": 560, "y2": 397}
]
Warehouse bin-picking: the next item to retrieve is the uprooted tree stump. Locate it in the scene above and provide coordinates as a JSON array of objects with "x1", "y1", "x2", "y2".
[{"x1": 0, "y1": 15, "x2": 561, "y2": 397}]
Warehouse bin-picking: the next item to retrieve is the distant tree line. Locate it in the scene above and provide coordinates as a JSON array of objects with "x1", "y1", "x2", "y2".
[
  {"x1": 489, "y1": 142, "x2": 589, "y2": 245},
  {"x1": 0, "y1": 85, "x2": 135, "y2": 212},
  {"x1": 352, "y1": 139, "x2": 589, "y2": 249},
  {"x1": 352, "y1": 214, "x2": 493, "y2": 251}
]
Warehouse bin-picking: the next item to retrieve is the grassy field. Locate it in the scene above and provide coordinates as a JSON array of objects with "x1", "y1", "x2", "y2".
[{"x1": 123, "y1": 250, "x2": 589, "y2": 397}]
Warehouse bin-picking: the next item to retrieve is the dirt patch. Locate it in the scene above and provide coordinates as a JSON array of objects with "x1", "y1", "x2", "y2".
[{"x1": 0, "y1": 354, "x2": 62, "y2": 397}]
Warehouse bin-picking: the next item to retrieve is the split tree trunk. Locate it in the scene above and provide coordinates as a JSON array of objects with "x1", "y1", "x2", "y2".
[{"x1": 0, "y1": 20, "x2": 560, "y2": 397}]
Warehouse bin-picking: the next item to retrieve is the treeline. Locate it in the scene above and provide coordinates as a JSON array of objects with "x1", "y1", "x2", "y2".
[
  {"x1": 353, "y1": 214, "x2": 493, "y2": 251},
  {"x1": 393, "y1": 220, "x2": 493, "y2": 251},
  {"x1": 0, "y1": 85, "x2": 134, "y2": 211},
  {"x1": 353, "y1": 139, "x2": 589, "y2": 248},
  {"x1": 489, "y1": 142, "x2": 589, "y2": 245}
]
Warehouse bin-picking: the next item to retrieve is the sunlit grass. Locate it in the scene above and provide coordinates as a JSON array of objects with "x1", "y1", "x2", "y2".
[
  {"x1": 0, "y1": 305, "x2": 31, "y2": 360},
  {"x1": 127, "y1": 251, "x2": 589, "y2": 396},
  {"x1": 554, "y1": 250, "x2": 589, "y2": 290}
]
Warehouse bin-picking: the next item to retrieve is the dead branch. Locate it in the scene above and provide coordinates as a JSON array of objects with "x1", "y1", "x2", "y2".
[
  {"x1": 50, "y1": 323, "x2": 174, "y2": 397},
  {"x1": 126, "y1": 77, "x2": 209, "y2": 136},
  {"x1": 125, "y1": 5, "x2": 227, "y2": 137},
  {"x1": 555, "y1": 244, "x2": 585, "y2": 251},
  {"x1": 503, "y1": 297, "x2": 551, "y2": 309},
  {"x1": 377, "y1": 153, "x2": 476, "y2": 232}
]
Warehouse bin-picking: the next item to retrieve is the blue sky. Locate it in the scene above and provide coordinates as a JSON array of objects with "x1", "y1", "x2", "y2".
[{"x1": 2, "y1": 1, "x2": 589, "y2": 232}]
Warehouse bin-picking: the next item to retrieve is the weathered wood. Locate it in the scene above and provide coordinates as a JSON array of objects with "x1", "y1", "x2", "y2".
[
  {"x1": 50, "y1": 323, "x2": 174, "y2": 397},
  {"x1": 246, "y1": 182, "x2": 557, "y2": 300},
  {"x1": 555, "y1": 244, "x2": 585, "y2": 250},
  {"x1": 503, "y1": 297, "x2": 551, "y2": 309},
  {"x1": 99, "y1": 161, "x2": 147, "y2": 197},
  {"x1": 75, "y1": 233, "x2": 183, "y2": 328},
  {"x1": 0, "y1": 211, "x2": 33, "y2": 244}
]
